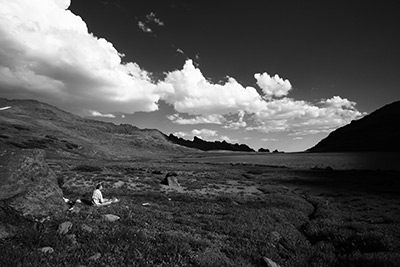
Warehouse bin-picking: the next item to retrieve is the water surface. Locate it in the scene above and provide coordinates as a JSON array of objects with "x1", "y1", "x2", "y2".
[{"x1": 180, "y1": 152, "x2": 400, "y2": 171}]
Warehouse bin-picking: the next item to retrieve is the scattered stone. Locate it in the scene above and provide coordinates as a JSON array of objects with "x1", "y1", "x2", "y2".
[
  {"x1": 0, "y1": 149, "x2": 67, "y2": 218},
  {"x1": 66, "y1": 234, "x2": 78, "y2": 245},
  {"x1": 268, "y1": 231, "x2": 282, "y2": 246},
  {"x1": 262, "y1": 257, "x2": 281, "y2": 267},
  {"x1": 89, "y1": 252, "x2": 101, "y2": 261},
  {"x1": 161, "y1": 175, "x2": 181, "y2": 190},
  {"x1": 102, "y1": 214, "x2": 120, "y2": 222},
  {"x1": 0, "y1": 223, "x2": 16, "y2": 239},
  {"x1": 39, "y1": 247, "x2": 54, "y2": 254},
  {"x1": 81, "y1": 224, "x2": 93, "y2": 233},
  {"x1": 69, "y1": 206, "x2": 81, "y2": 214},
  {"x1": 58, "y1": 221, "x2": 73, "y2": 235},
  {"x1": 113, "y1": 181, "x2": 125, "y2": 188}
]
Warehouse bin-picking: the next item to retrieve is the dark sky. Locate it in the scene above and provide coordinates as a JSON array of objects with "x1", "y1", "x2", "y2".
[{"x1": 70, "y1": 0, "x2": 400, "y2": 112}]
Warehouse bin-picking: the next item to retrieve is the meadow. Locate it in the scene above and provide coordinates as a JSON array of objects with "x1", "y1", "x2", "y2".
[{"x1": 1, "y1": 158, "x2": 400, "y2": 267}]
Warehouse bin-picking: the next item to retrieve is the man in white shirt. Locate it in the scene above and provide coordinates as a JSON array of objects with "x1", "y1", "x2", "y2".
[{"x1": 92, "y1": 183, "x2": 114, "y2": 206}]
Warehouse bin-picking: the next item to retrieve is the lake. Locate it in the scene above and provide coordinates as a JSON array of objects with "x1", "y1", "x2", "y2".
[{"x1": 179, "y1": 152, "x2": 400, "y2": 172}]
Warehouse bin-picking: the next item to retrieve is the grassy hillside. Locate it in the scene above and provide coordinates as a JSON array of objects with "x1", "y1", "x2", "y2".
[{"x1": 0, "y1": 98, "x2": 192, "y2": 159}]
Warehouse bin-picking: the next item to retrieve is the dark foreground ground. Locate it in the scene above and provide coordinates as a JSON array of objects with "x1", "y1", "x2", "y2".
[{"x1": 1, "y1": 158, "x2": 400, "y2": 267}]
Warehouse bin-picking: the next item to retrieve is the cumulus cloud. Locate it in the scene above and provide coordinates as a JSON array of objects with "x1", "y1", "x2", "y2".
[
  {"x1": 254, "y1": 73, "x2": 292, "y2": 98},
  {"x1": 246, "y1": 96, "x2": 364, "y2": 135},
  {"x1": 0, "y1": 0, "x2": 163, "y2": 114},
  {"x1": 167, "y1": 113, "x2": 224, "y2": 125},
  {"x1": 158, "y1": 60, "x2": 266, "y2": 115},
  {"x1": 192, "y1": 128, "x2": 218, "y2": 137},
  {"x1": 90, "y1": 110, "x2": 116, "y2": 118}
]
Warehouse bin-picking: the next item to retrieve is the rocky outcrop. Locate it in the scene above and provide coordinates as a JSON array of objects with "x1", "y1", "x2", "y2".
[
  {"x1": 167, "y1": 134, "x2": 255, "y2": 152},
  {"x1": 307, "y1": 101, "x2": 400, "y2": 152},
  {"x1": 0, "y1": 149, "x2": 67, "y2": 219}
]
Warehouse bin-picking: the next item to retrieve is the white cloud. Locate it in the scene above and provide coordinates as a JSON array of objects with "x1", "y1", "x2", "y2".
[
  {"x1": 192, "y1": 128, "x2": 218, "y2": 137},
  {"x1": 138, "y1": 21, "x2": 152, "y2": 33},
  {"x1": 247, "y1": 96, "x2": 364, "y2": 135},
  {"x1": 254, "y1": 72, "x2": 292, "y2": 98},
  {"x1": 90, "y1": 110, "x2": 116, "y2": 118},
  {"x1": 146, "y1": 12, "x2": 164, "y2": 26},
  {"x1": 167, "y1": 113, "x2": 224, "y2": 125},
  {"x1": 172, "y1": 131, "x2": 188, "y2": 138},
  {"x1": 0, "y1": 0, "x2": 163, "y2": 114},
  {"x1": 158, "y1": 60, "x2": 266, "y2": 115},
  {"x1": 138, "y1": 12, "x2": 164, "y2": 33}
]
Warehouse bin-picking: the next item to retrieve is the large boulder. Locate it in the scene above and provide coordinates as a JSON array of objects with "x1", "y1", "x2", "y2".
[{"x1": 0, "y1": 149, "x2": 67, "y2": 219}]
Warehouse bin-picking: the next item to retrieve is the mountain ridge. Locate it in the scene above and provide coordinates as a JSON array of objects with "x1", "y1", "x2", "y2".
[
  {"x1": 307, "y1": 100, "x2": 400, "y2": 152},
  {"x1": 0, "y1": 97, "x2": 192, "y2": 159}
]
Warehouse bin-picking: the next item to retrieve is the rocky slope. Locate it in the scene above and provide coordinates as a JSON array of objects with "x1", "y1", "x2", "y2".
[
  {"x1": 307, "y1": 101, "x2": 400, "y2": 152},
  {"x1": 0, "y1": 98, "x2": 192, "y2": 159},
  {"x1": 167, "y1": 134, "x2": 255, "y2": 152}
]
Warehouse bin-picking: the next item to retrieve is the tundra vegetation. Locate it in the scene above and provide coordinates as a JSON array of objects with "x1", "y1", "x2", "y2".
[{"x1": 1, "y1": 158, "x2": 400, "y2": 267}]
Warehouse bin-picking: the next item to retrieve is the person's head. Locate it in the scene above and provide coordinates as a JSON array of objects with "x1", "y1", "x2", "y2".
[{"x1": 96, "y1": 183, "x2": 103, "y2": 190}]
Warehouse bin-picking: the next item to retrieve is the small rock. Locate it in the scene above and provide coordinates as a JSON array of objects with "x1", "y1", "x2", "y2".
[
  {"x1": 66, "y1": 234, "x2": 78, "y2": 245},
  {"x1": 262, "y1": 257, "x2": 281, "y2": 267},
  {"x1": 102, "y1": 214, "x2": 120, "y2": 222},
  {"x1": 161, "y1": 176, "x2": 181, "y2": 190},
  {"x1": 39, "y1": 247, "x2": 54, "y2": 254},
  {"x1": 89, "y1": 252, "x2": 101, "y2": 261},
  {"x1": 268, "y1": 231, "x2": 282, "y2": 245},
  {"x1": 58, "y1": 221, "x2": 73, "y2": 235},
  {"x1": 0, "y1": 224, "x2": 16, "y2": 240},
  {"x1": 81, "y1": 224, "x2": 93, "y2": 233},
  {"x1": 113, "y1": 181, "x2": 125, "y2": 188}
]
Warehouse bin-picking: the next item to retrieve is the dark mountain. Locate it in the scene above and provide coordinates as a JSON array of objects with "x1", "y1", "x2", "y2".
[
  {"x1": 307, "y1": 101, "x2": 400, "y2": 152},
  {"x1": 0, "y1": 98, "x2": 192, "y2": 159},
  {"x1": 167, "y1": 134, "x2": 255, "y2": 152}
]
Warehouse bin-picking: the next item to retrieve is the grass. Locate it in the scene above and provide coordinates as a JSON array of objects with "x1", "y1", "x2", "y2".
[{"x1": 1, "y1": 160, "x2": 400, "y2": 266}]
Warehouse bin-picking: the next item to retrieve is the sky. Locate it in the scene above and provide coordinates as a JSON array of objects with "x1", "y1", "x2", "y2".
[{"x1": 0, "y1": 0, "x2": 399, "y2": 152}]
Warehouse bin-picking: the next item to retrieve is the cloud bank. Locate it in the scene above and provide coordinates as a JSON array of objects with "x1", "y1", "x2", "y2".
[
  {"x1": 0, "y1": 0, "x2": 161, "y2": 113},
  {"x1": 0, "y1": 0, "x2": 364, "y2": 138}
]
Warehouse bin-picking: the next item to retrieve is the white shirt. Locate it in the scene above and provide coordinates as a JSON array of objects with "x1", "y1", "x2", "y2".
[{"x1": 92, "y1": 189, "x2": 103, "y2": 205}]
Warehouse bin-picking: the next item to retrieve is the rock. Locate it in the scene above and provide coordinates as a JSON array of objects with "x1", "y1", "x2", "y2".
[
  {"x1": 89, "y1": 252, "x2": 101, "y2": 261},
  {"x1": 0, "y1": 223, "x2": 16, "y2": 239},
  {"x1": 81, "y1": 224, "x2": 93, "y2": 233},
  {"x1": 39, "y1": 247, "x2": 54, "y2": 254},
  {"x1": 262, "y1": 257, "x2": 281, "y2": 267},
  {"x1": 102, "y1": 214, "x2": 120, "y2": 222},
  {"x1": 66, "y1": 234, "x2": 78, "y2": 245},
  {"x1": 161, "y1": 176, "x2": 181, "y2": 190},
  {"x1": 58, "y1": 221, "x2": 73, "y2": 235},
  {"x1": 113, "y1": 181, "x2": 125, "y2": 188},
  {"x1": 268, "y1": 231, "x2": 282, "y2": 246},
  {"x1": 0, "y1": 149, "x2": 67, "y2": 218}
]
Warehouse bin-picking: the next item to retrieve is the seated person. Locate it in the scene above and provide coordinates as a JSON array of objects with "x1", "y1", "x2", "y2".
[{"x1": 92, "y1": 183, "x2": 118, "y2": 206}]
